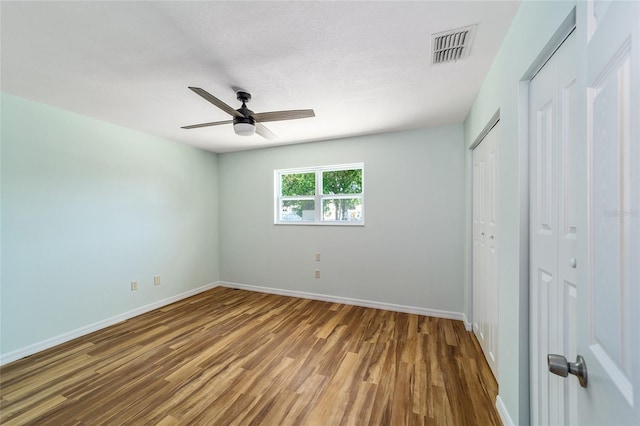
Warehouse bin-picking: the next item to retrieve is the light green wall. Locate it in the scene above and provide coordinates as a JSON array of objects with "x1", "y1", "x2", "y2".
[
  {"x1": 1, "y1": 98, "x2": 466, "y2": 360},
  {"x1": 219, "y1": 126, "x2": 466, "y2": 312},
  {"x1": 0, "y1": 94, "x2": 465, "y2": 361},
  {"x1": 0, "y1": 93, "x2": 220, "y2": 355},
  {"x1": 463, "y1": 1, "x2": 575, "y2": 424}
]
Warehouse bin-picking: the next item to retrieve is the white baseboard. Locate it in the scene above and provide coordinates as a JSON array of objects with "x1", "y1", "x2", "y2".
[
  {"x1": 2, "y1": 281, "x2": 469, "y2": 366},
  {"x1": 463, "y1": 314, "x2": 472, "y2": 331},
  {"x1": 0, "y1": 282, "x2": 219, "y2": 366},
  {"x1": 496, "y1": 395, "x2": 514, "y2": 426},
  {"x1": 219, "y1": 281, "x2": 467, "y2": 324}
]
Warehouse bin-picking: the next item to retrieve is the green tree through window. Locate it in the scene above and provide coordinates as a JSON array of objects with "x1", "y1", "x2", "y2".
[
  {"x1": 276, "y1": 164, "x2": 364, "y2": 224},
  {"x1": 282, "y1": 173, "x2": 315, "y2": 196},
  {"x1": 322, "y1": 169, "x2": 362, "y2": 221},
  {"x1": 281, "y1": 172, "x2": 315, "y2": 219}
]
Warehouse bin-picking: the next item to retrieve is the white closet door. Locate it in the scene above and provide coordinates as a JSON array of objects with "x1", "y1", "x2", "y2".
[
  {"x1": 530, "y1": 31, "x2": 578, "y2": 426},
  {"x1": 472, "y1": 122, "x2": 499, "y2": 380}
]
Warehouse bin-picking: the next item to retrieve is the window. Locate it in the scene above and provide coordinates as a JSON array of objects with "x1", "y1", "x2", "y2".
[{"x1": 275, "y1": 163, "x2": 364, "y2": 225}]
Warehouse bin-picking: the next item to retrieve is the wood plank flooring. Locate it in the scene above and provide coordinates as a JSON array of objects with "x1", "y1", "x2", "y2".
[{"x1": 0, "y1": 287, "x2": 500, "y2": 425}]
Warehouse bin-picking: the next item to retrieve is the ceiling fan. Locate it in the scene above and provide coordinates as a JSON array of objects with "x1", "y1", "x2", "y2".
[{"x1": 181, "y1": 87, "x2": 315, "y2": 140}]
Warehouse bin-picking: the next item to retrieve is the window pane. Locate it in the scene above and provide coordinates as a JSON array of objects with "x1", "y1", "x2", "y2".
[
  {"x1": 280, "y1": 199, "x2": 316, "y2": 221},
  {"x1": 322, "y1": 169, "x2": 362, "y2": 194},
  {"x1": 281, "y1": 173, "x2": 315, "y2": 196},
  {"x1": 322, "y1": 198, "x2": 362, "y2": 221}
]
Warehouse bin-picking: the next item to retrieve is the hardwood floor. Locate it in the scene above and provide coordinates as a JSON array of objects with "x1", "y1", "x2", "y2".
[{"x1": 0, "y1": 287, "x2": 500, "y2": 425}]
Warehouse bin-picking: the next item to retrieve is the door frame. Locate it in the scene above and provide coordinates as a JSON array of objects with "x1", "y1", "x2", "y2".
[{"x1": 522, "y1": 7, "x2": 577, "y2": 424}]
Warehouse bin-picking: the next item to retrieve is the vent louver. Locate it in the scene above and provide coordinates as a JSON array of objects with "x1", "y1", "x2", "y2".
[{"x1": 431, "y1": 25, "x2": 477, "y2": 64}]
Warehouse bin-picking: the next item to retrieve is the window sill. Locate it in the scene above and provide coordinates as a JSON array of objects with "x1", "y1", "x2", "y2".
[{"x1": 274, "y1": 221, "x2": 365, "y2": 227}]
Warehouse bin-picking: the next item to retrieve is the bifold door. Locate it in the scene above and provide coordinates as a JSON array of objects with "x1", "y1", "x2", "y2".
[{"x1": 472, "y1": 121, "x2": 499, "y2": 380}]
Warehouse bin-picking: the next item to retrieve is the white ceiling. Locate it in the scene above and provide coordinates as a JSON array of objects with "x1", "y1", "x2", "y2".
[{"x1": 1, "y1": 1, "x2": 520, "y2": 153}]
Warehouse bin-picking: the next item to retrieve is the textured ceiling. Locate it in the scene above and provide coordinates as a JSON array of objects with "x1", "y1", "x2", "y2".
[{"x1": 1, "y1": 1, "x2": 520, "y2": 153}]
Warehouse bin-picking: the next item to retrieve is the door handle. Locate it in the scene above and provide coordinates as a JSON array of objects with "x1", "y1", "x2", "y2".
[
  {"x1": 548, "y1": 354, "x2": 588, "y2": 388},
  {"x1": 569, "y1": 258, "x2": 577, "y2": 268}
]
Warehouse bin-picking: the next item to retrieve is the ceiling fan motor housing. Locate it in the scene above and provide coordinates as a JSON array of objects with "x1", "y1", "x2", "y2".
[{"x1": 233, "y1": 115, "x2": 255, "y2": 126}]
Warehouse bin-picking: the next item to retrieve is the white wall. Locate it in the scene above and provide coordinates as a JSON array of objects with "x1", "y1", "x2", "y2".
[
  {"x1": 0, "y1": 94, "x2": 220, "y2": 357},
  {"x1": 463, "y1": 1, "x2": 576, "y2": 424},
  {"x1": 219, "y1": 126, "x2": 466, "y2": 314}
]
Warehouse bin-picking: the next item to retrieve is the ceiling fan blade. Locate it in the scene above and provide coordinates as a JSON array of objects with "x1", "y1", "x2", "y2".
[
  {"x1": 181, "y1": 120, "x2": 232, "y2": 129},
  {"x1": 255, "y1": 123, "x2": 276, "y2": 140},
  {"x1": 251, "y1": 109, "x2": 315, "y2": 123},
  {"x1": 188, "y1": 87, "x2": 243, "y2": 118}
]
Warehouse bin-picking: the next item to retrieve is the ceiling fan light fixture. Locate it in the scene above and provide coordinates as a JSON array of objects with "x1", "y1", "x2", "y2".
[{"x1": 233, "y1": 116, "x2": 255, "y2": 136}]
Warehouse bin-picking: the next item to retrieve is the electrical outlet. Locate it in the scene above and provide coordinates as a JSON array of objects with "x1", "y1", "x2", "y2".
[
  {"x1": 315, "y1": 252, "x2": 321, "y2": 261},
  {"x1": 314, "y1": 269, "x2": 320, "y2": 278},
  {"x1": 154, "y1": 275, "x2": 160, "y2": 286},
  {"x1": 131, "y1": 281, "x2": 138, "y2": 291}
]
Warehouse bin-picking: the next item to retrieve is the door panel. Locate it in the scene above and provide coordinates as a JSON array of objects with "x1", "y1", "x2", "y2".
[
  {"x1": 591, "y1": 51, "x2": 630, "y2": 380},
  {"x1": 578, "y1": 1, "x2": 639, "y2": 421},
  {"x1": 536, "y1": 268, "x2": 553, "y2": 424},
  {"x1": 560, "y1": 79, "x2": 578, "y2": 240},
  {"x1": 537, "y1": 100, "x2": 555, "y2": 235}
]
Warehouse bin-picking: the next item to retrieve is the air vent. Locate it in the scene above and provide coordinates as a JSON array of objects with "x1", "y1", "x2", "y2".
[{"x1": 431, "y1": 25, "x2": 477, "y2": 64}]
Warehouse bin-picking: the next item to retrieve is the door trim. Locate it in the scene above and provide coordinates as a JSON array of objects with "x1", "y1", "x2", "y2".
[
  {"x1": 471, "y1": 109, "x2": 500, "y2": 150},
  {"x1": 523, "y1": 8, "x2": 577, "y2": 81}
]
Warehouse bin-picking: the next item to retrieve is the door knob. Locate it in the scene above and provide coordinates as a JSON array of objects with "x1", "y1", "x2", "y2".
[
  {"x1": 548, "y1": 354, "x2": 588, "y2": 388},
  {"x1": 569, "y1": 258, "x2": 577, "y2": 268}
]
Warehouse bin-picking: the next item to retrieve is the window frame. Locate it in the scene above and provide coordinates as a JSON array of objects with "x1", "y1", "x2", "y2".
[{"x1": 274, "y1": 163, "x2": 364, "y2": 226}]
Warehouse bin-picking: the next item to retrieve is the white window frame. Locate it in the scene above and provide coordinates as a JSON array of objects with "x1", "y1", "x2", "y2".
[{"x1": 274, "y1": 163, "x2": 364, "y2": 226}]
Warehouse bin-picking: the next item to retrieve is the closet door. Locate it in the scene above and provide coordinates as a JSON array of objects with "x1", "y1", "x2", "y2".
[
  {"x1": 529, "y1": 31, "x2": 578, "y2": 426},
  {"x1": 472, "y1": 122, "x2": 499, "y2": 380}
]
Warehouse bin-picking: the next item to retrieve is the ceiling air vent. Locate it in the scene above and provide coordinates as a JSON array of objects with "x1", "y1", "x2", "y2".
[{"x1": 431, "y1": 25, "x2": 477, "y2": 64}]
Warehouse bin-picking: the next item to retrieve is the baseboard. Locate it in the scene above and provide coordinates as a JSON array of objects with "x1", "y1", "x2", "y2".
[
  {"x1": 0, "y1": 282, "x2": 219, "y2": 366},
  {"x1": 219, "y1": 281, "x2": 467, "y2": 323},
  {"x1": 1, "y1": 281, "x2": 468, "y2": 366},
  {"x1": 462, "y1": 314, "x2": 473, "y2": 331},
  {"x1": 496, "y1": 395, "x2": 514, "y2": 426}
]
